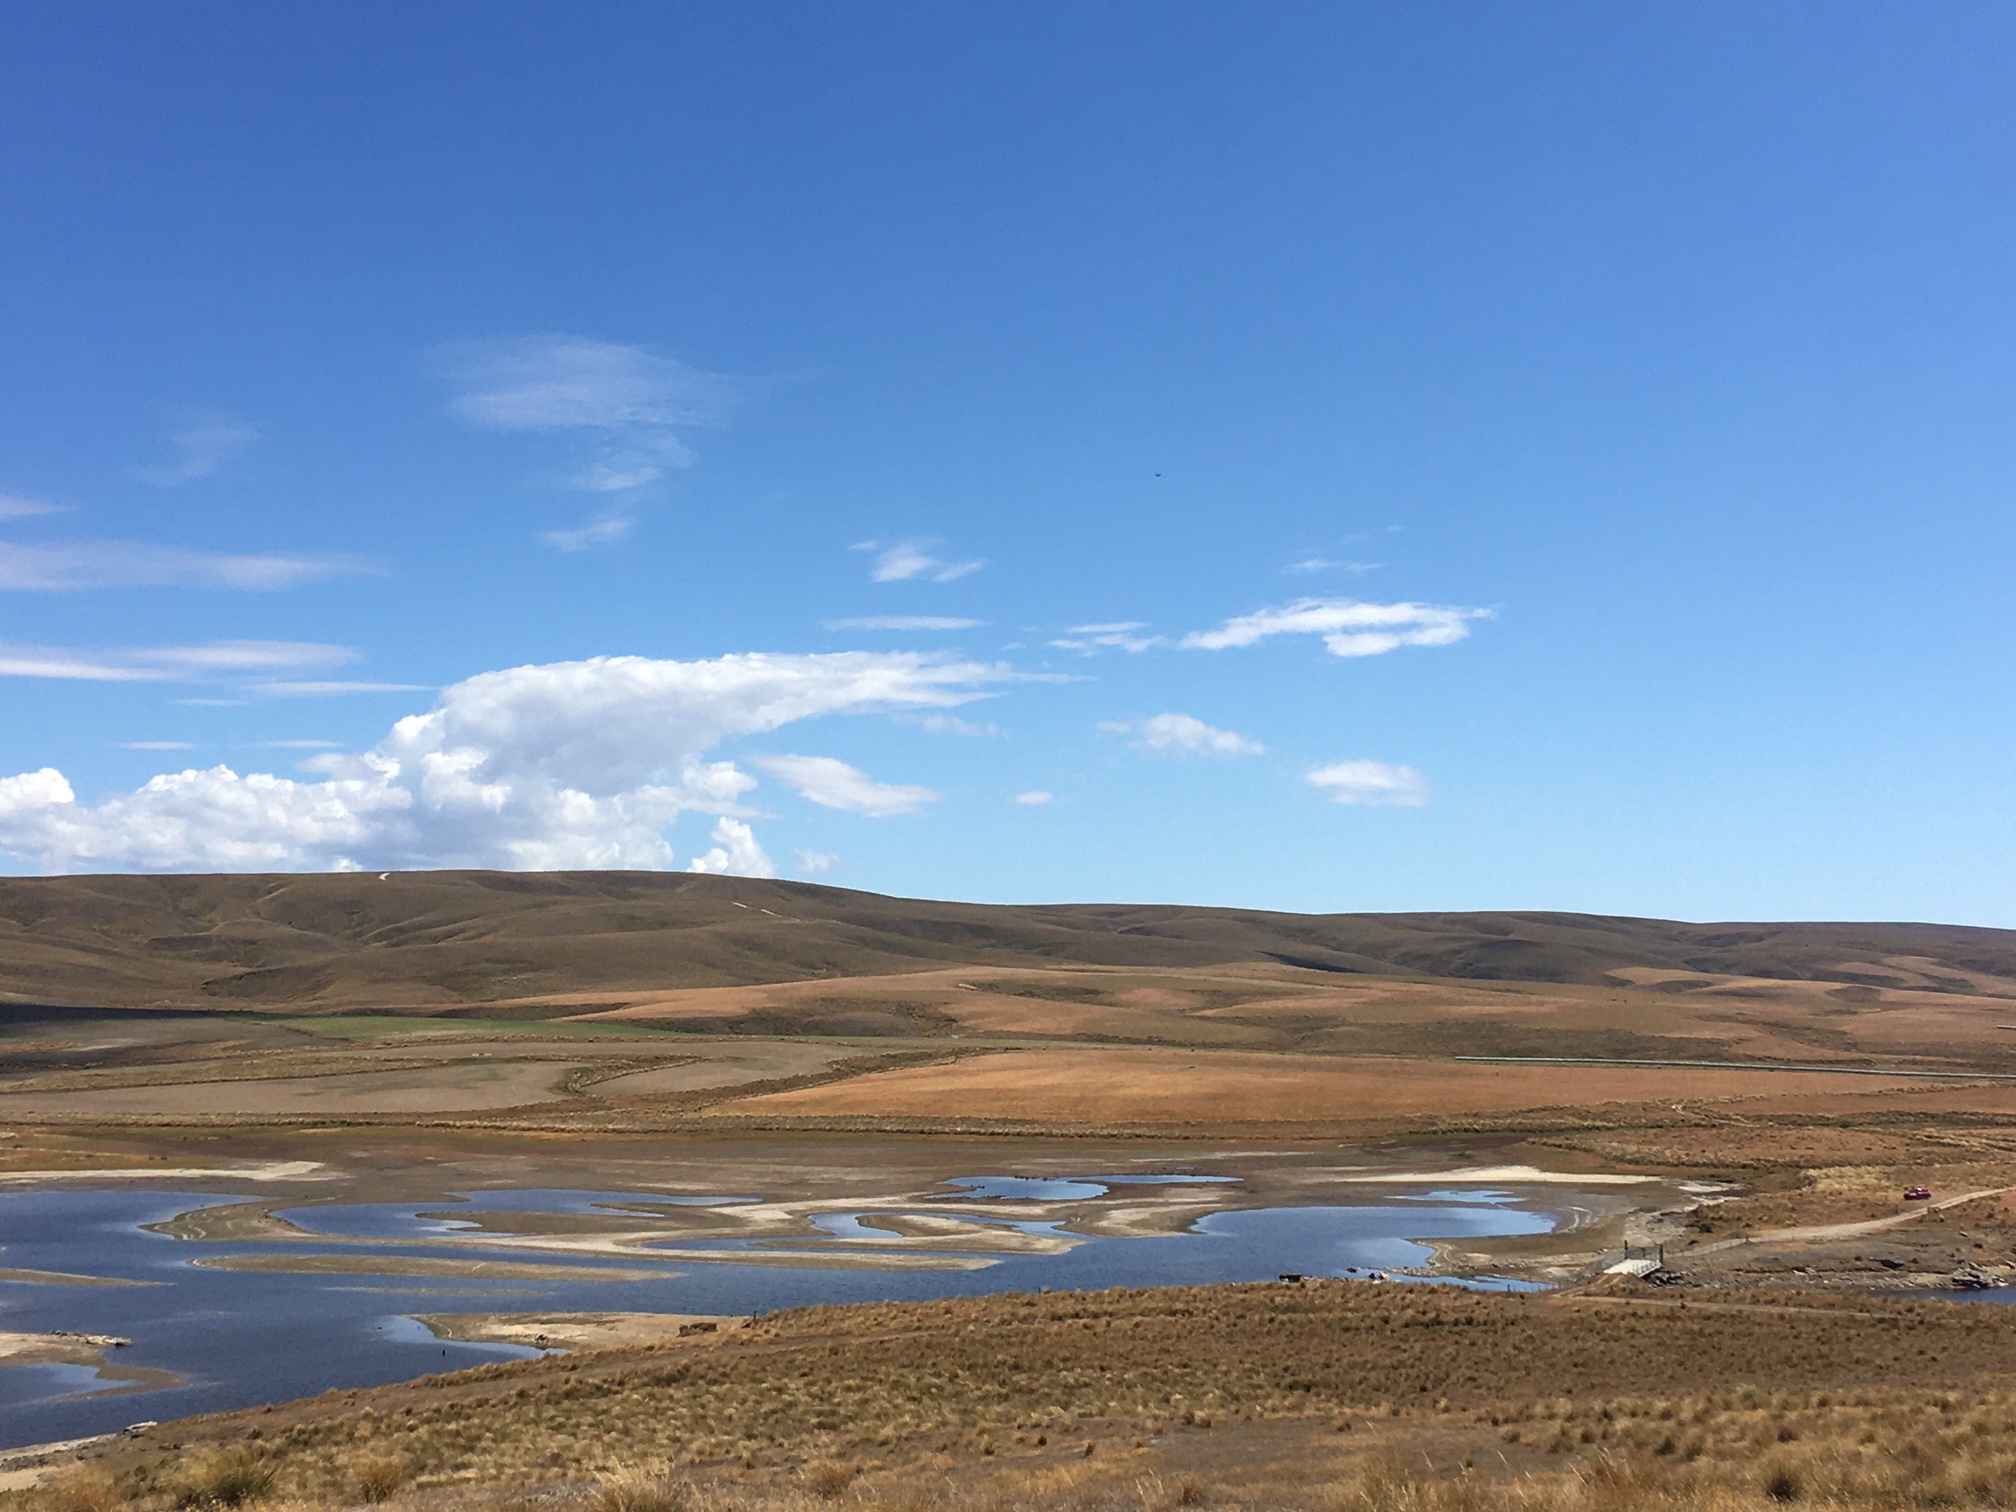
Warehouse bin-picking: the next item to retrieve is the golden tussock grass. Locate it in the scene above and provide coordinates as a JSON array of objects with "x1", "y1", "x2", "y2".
[{"x1": 26, "y1": 1282, "x2": 2016, "y2": 1512}]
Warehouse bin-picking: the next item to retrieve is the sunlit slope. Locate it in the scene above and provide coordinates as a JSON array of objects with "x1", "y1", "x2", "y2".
[{"x1": 0, "y1": 871, "x2": 2012, "y2": 1013}]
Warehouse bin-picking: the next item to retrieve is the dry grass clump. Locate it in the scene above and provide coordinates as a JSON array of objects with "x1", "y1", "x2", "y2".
[
  {"x1": 800, "y1": 1463, "x2": 855, "y2": 1501},
  {"x1": 590, "y1": 1469, "x2": 688, "y2": 1512},
  {"x1": 348, "y1": 1457, "x2": 407, "y2": 1505},
  {"x1": 40, "y1": 1471, "x2": 121, "y2": 1512},
  {"x1": 170, "y1": 1448, "x2": 273, "y2": 1510}
]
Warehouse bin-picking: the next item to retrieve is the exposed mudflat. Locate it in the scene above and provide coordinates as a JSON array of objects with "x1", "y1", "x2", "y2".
[{"x1": 417, "y1": 1311, "x2": 742, "y2": 1350}]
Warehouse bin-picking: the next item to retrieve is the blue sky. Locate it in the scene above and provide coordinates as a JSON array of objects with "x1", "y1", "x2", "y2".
[{"x1": 1, "y1": 3, "x2": 2011, "y2": 923}]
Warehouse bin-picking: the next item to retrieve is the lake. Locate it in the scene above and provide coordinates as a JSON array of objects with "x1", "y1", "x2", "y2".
[{"x1": 0, "y1": 1175, "x2": 1551, "y2": 1449}]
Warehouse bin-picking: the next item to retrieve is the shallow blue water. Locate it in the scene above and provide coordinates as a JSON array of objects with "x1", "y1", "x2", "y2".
[
  {"x1": 276, "y1": 1190, "x2": 758, "y2": 1240},
  {"x1": 938, "y1": 1175, "x2": 1239, "y2": 1201},
  {"x1": 0, "y1": 1177, "x2": 1548, "y2": 1450},
  {"x1": 1896, "y1": 1288, "x2": 2016, "y2": 1302}
]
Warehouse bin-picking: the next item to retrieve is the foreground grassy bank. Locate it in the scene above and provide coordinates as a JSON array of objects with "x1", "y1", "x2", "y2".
[{"x1": 20, "y1": 1278, "x2": 2016, "y2": 1511}]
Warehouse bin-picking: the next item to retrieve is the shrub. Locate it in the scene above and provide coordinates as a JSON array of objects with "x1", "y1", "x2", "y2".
[
  {"x1": 1763, "y1": 1461, "x2": 1802, "y2": 1502},
  {"x1": 350, "y1": 1456, "x2": 407, "y2": 1505},
  {"x1": 591, "y1": 1469, "x2": 688, "y2": 1512},
  {"x1": 43, "y1": 1468, "x2": 121, "y2": 1512},
  {"x1": 174, "y1": 1447, "x2": 273, "y2": 1509},
  {"x1": 804, "y1": 1462, "x2": 857, "y2": 1500}
]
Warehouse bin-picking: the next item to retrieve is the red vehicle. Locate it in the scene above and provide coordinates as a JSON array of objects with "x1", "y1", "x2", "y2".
[{"x1": 1903, "y1": 1186, "x2": 1933, "y2": 1201}]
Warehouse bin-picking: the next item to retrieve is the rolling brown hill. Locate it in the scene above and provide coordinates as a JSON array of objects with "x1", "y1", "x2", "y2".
[{"x1": 0, "y1": 870, "x2": 2011, "y2": 1013}]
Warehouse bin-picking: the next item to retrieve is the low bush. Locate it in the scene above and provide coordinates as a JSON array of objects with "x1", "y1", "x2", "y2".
[
  {"x1": 173, "y1": 1447, "x2": 273, "y2": 1509},
  {"x1": 40, "y1": 1470, "x2": 120, "y2": 1512},
  {"x1": 803, "y1": 1462, "x2": 856, "y2": 1500},
  {"x1": 350, "y1": 1455, "x2": 408, "y2": 1505},
  {"x1": 592, "y1": 1469, "x2": 689, "y2": 1512}
]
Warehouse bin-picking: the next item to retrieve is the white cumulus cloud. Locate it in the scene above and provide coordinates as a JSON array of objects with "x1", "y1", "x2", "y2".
[
  {"x1": 1184, "y1": 598, "x2": 1485, "y2": 658},
  {"x1": 0, "y1": 650, "x2": 1001, "y2": 873},
  {"x1": 1104, "y1": 713, "x2": 1263, "y2": 758},
  {"x1": 753, "y1": 754, "x2": 937, "y2": 816},
  {"x1": 686, "y1": 818, "x2": 775, "y2": 878},
  {"x1": 1305, "y1": 760, "x2": 1430, "y2": 806},
  {"x1": 1011, "y1": 790, "x2": 1054, "y2": 806}
]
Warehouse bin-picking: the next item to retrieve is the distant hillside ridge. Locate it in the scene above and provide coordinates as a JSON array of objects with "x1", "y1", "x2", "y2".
[{"x1": 0, "y1": 870, "x2": 2010, "y2": 1011}]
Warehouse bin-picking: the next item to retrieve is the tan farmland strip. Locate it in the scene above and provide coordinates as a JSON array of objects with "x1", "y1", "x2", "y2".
[{"x1": 714, "y1": 1046, "x2": 1946, "y2": 1125}]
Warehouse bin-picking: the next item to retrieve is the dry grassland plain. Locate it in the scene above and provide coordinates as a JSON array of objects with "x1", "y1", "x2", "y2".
[
  {"x1": 4, "y1": 875, "x2": 2016, "y2": 1292},
  {"x1": 29, "y1": 1280, "x2": 2016, "y2": 1512},
  {"x1": 7, "y1": 875, "x2": 2016, "y2": 1505}
]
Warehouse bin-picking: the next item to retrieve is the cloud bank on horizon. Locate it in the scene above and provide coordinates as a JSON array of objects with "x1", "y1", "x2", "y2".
[
  {"x1": 0, "y1": 651, "x2": 1003, "y2": 874},
  {"x1": 0, "y1": 307, "x2": 1489, "y2": 880},
  {"x1": 0, "y1": 582, "x2": 1476, "y2": 874},
  {"x1": 0, "y1": 333, "x2": 1490, "y2": 880}
]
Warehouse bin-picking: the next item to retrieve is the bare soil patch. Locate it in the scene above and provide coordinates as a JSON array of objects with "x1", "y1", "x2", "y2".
[{"x1": 416, "y1": 1312, "x2": 741, "y2": 1351}]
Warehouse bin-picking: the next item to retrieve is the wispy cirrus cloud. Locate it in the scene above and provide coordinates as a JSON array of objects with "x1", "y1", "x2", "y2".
[
  {"x1": 129, "y1": 410, "x2": 260, "y2": 486},
  {"x1": 1306, "y1": 760, "x2": 1430, "y2": 806},
  {"x1": 1049, "y1": 621, "x2": 1164, "y2": 654},
  {"x1": 444, "y1": 337, "x2": 741, "y2": 437},
  {"x1": 1286, "y1": 556, "x2": 1379, "y2": 575},
  {"x1": 1101, "y1": 712, "x2": 1263, "y2": 758},
  {"x1": 250, "y1": 681, "x2": 432, "y2": 698},
  {"x1": 0, "y1": 539, "x2": 368, "y2": 592},
  {"x1": 1011, "y1": 789, "x2": 1054, "y2": 806},
  {"x1": 439, "y1": 336, "x2": 748, "y2": 550},
  {"x1": 541, "y1": 512, "x2": 635, "y2": 553},
  {"x1": 0, "y1": 648, "x2": 159, "y2": 682},
  {"x1": 906, "y1": 713, "x2": 999, "y2": 737},
  {"x1": 854, "y1": 540, "x2": 983, "y2": 584},
  {"x1": 826, "y1": 616, "x2": 984, "y2": 632},
  {"x1": 753, "y1": 753, "x2": 938, "y2": 816},
  {"x1": 0, "y1": 640, "x2": 358, "y2": 683},
  {"x1": 1184, "y1": 598, "x2": 1486, "y2": 658},
  {"x1": 0, "y1": 495, "x2": 62, "y2": 521},
  {"x1": 131, "y1": 642, "x2": 361, "y2": 673}
]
